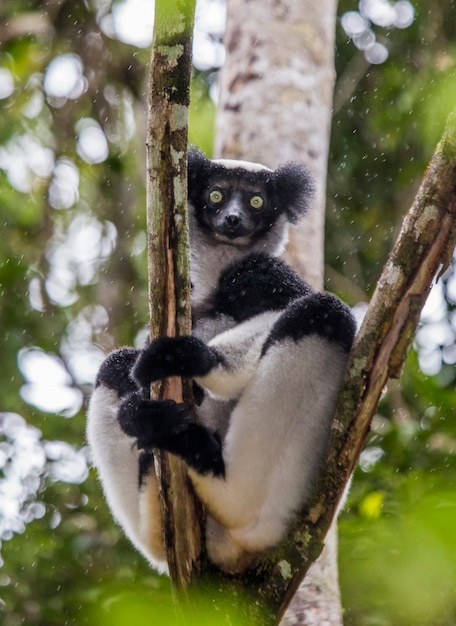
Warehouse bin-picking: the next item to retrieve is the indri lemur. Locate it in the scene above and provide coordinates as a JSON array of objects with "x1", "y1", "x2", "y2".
[{"x1": 87, "y1": 147, "x2": 356, "y2": 574}]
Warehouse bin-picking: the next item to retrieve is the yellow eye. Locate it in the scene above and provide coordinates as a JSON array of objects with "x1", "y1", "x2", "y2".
[
  {"x1": 250, "y1": 195, "x2": 264, "y2": 209},
  {"x1": 209, "y1": 190, "x2": 223, "y2": 204}
]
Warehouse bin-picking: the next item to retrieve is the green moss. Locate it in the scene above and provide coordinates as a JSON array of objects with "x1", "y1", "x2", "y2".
[{"x1": 440, "y1": 108, "x2": 456, "y2": 160}]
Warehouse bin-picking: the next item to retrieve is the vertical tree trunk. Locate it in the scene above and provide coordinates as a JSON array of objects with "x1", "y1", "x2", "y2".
[
  {"x1": 214, "y1": 0, "x2": 342, "y2": 623},
  {"x1": 215, "y1": 0, "x2": 337, "y2": 291},
  {"x1": 146, "y1": 0, "x2": 201, "y2": 589}
]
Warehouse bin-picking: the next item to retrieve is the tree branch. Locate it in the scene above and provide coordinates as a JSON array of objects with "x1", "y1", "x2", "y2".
[
  {"x1": 146, "y1": 0, "x2": 200, "y2": 590},
  {"x1": 274, "y1": 108, "x2": 456, "y2": 620}
]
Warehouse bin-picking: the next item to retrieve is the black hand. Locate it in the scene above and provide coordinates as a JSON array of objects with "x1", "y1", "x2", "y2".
[
  {"x1": 118, "y1": 391, "x2": 192, "y2": 444},
  {"x1": 118, "y1": 390, "x2": 224, "y2": 477},
  {"x1": 132, "y1": 336, "x2": 223, "y2": 388}
]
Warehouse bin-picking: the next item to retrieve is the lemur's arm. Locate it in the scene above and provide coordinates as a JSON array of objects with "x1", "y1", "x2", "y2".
[
  {"x1": 132, "y1": 336, "x2": 222, "y2": 385},
  {"x1": 89, "y1": 347, "x2": 224, "y2": 483},
  {"x1": 133, "y1": 311, "x2": 280, "y2": 400}
]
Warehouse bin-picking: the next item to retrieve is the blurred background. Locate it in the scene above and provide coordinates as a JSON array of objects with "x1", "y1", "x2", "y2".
[{"x1": 1, "y1": 1, "x2": 456, "y2": 624}]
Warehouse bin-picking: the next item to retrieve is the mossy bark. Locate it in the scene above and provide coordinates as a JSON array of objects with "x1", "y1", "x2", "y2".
[{"x1": 146, "y1": 0, "x2": 200, "y2": 590}]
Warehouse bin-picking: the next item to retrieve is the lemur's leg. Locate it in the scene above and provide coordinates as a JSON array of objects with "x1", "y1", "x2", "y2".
[
  {"x1": 189, "y1": 294, "x2": 356, "y2": 572},
  {"x1": 86, "y1": 349, "x2": 168, "y2": 572}
]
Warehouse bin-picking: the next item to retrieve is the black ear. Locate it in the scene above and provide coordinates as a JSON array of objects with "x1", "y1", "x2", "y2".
[
  {"x1": 95, "y1": 348, "x2": 139, "y2": 397},
  {"x1": 273, "y1": 163, "x2": 314, "y2": 223},
  {"x1": 187, "y1": 146, "x2": 211, "y2": 202},
  {"x1": 187, "y1": 146, "x2": 210, "y2": 179}
]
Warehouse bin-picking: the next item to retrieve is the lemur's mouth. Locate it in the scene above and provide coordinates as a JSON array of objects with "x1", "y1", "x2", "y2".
[{"x1": 213, "y1": 230, "x2": 253, "y2": 246}]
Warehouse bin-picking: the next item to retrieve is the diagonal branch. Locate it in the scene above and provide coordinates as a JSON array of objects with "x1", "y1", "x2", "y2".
[{"x1": 273, "y1": 108, "x2": 456, "y2": 621}]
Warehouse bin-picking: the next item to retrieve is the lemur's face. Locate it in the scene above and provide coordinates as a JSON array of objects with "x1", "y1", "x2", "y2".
[
  {"x1": 187, "y1": 148, "x2": 314, "y2": 245},
  {"x1": 197, "y1": 175, "x2": 273, "y2": 243}
]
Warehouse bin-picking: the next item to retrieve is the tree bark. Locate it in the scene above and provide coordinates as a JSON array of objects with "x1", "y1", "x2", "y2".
[
  {"x1": 214, "y1": 0, "x2": 343, "y2": 623},
  {"x1": 146, "y1": 0, "x2": 201, "y2": 589},
  {"x1": 215, "y1": 0, "x2": 337, "y2": 291}
]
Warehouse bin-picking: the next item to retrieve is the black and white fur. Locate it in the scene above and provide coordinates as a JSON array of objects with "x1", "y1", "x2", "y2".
[{"x1": 87, "y1": 148, "x2": 356, "y2": 574}]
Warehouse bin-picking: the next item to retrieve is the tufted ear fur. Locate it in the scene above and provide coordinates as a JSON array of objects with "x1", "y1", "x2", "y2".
[
  {"x1": 273, "y1": 162, "x2": 315, "y2": 223},
  {"x1": 187, "y1": 146, "x2": 209, "y2": 174},
  {"x1": 187, "y1": 147, "x2": 211, "y2": 202}
]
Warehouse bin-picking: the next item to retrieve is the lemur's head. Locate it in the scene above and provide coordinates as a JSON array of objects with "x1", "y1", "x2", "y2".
[{"x1": 187, "y1": 147, "x2": 314, "y2": 246}]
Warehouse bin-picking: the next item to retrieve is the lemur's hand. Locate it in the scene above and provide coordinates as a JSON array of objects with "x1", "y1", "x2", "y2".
[
  {"x1": 118, "y1": 391, "x2": 193, "y2": 444},
  {"x1": 118, "y1": 390, "x2": 225, "y2": 477},
  {"x1": 132, "y1": 336, "x2": 223, "y2": 387}
]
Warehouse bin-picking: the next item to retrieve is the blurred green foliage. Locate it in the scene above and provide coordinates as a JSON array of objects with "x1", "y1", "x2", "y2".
[
  {"x1": 1, "y1": 1, "x2": 456, "y2": 625},
  {"x1": 331, "y1": 3, "x2": 456, "y2": 622}
]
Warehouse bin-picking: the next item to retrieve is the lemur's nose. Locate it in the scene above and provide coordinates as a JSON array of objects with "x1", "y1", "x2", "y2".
[{"x1": 226, "y1": 214, "x2": 240, "y2": 227}]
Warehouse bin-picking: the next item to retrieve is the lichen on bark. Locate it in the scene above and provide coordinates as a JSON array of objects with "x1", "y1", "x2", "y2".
[{"x1": 146, "y1": 0, "x2": 200, "y2": 589}]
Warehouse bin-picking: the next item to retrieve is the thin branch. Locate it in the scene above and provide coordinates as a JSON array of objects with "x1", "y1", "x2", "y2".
[{"x1": 146, "y1": 0, "x2": 199, "y2": 590}]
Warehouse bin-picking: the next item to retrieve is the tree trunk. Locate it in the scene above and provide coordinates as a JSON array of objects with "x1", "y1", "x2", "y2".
[
  {"x1": 214, "y1": 0, "x2": 343, "y2": 623},
  {"x1": 146, "y1": 0, "x2": 201, "y2": 589},
  {"x1": 215, "y1": 0, "x2": 337, "y2": 291}
]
